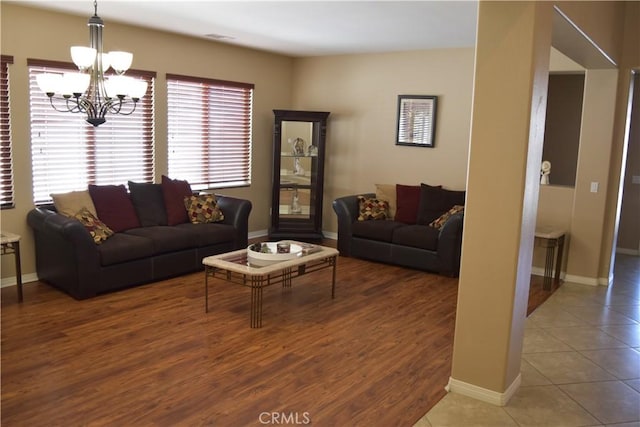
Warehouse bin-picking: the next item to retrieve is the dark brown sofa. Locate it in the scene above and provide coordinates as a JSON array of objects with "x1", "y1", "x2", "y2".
[
  {"x1": 332, "y1": 184, "x2": 464, "y2": 276},
  {"x1": 27, "y1": 194, "x2": 251, "y2": 299}
]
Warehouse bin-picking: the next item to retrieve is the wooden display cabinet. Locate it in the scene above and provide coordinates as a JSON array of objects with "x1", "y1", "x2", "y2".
[{"x1": 269, "y1": 110, "x2": 330, "y2": 241}]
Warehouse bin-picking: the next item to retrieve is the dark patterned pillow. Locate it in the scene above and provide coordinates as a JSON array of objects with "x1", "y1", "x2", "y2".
[
  {"x1": 74, "y1": 207, "x2": 114, "y2": 244},
  {"x1": 184, "y1": 194, "x2": 224, "y2": 224},
  {"x1": 429, "y1": 205, "x2": 464, "y2": 230},
  {"x1": 357, "y1": 196, "x2": 390, "y2": 221}
]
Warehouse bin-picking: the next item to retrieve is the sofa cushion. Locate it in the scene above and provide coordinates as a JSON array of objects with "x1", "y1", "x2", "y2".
[
  {"x1": 88, "y1": 184, "x2": 141, "y2": 232},
  {"x1": 430, "y1": 205, "x2": 464, "y2": 230},
  {"x1": 375, "y1": 183, "x2": 397, "y2": 219},
  {"x1": 184, "y1": 194, "x2": 224, "y2": 224},
  {"x1": 124, "y1": 226, "x2": 194, "y2": 255},
  {"x1": 51, "y1": 190, "x2": 97, "y2": 217},
  {"x1": 175, "y1": 222, "x2": 237, "y2": 247},
  {"x1": 352, "y1": 220, "x2": 404, "y2": 243},
  {"x1": 74, "y1": 207, "x2": 114, "y2": 245},
  {"x1": 128, "y1": 181, "x2": 168, "y2": 226},
  {"x1": 394, "y1": 184, "x2": 421, "y2": 224},
  {"x1": 161, "y1": 175, "x2": 192, "y2": 226},
  {"x1": 391, "y1": 224, "x2": 439, "y2": 251},
  {"x1": 417, "y1": 183, "x2": 466, "y2": 225},
  {"x1": 357, "y1": 196, "x2": 389, "y2": 221},
  {"x1": 97, "y1": 233, "x2": 155, "y2": 266}
]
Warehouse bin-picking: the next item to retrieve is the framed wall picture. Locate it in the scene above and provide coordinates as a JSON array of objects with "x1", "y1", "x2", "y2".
[{"x1": 396, "y1": 95, "x2": 437, "y2": 147}]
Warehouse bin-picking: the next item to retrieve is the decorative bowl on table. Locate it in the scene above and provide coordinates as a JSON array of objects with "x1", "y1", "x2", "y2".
[{"x1": 247, "y1": 241, "x2": 303, "y2": 266}]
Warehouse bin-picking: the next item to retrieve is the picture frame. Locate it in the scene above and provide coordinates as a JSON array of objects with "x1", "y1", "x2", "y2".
[{"x1": 396, "y1": 95, "x2": 437, "y2": 147}]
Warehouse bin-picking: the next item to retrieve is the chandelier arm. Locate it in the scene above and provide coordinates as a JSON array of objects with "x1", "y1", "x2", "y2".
[
  {"x1": 109, "y1": 100, "x2": 138, "y2": 116},
  {"x1": 46, "y1": 96, "x2": 82, "y2": 114},
  {"x1": 65, "y1": 99, "x2": 82, "y2": 114}
]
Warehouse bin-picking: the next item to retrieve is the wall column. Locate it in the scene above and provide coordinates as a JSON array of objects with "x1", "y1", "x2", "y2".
[{"x1": 449, "y1": 1, "x2": 552, "y2": 405}]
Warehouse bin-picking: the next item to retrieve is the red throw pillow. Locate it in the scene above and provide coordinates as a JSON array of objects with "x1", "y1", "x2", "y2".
[
  {"x1": 394, "y1": 184, "x2": 421, "y2": 224},
  {"x1": 161, "y1": 175, "x2": 192, "y2": 225},
  {"x1": 88, "y1": 184, "x2": 141, "y2": 232}
]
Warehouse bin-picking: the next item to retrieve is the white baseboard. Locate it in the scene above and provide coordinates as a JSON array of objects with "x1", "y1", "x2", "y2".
[
  {"x1": 248, "y1": 229, "x2": 268, "y2": 239},
  {"x1": 446, "y1": 374, "x2": 521, "y2": 406},
  {"x1": 1, "y1": 273, "x2": 39, "y2": 288},
  {"x1": 563, "y1": 274, "x2": 600, "y2": 286},
  {"x1": 323, "y1": 231, "x2": 337, "y2": 240},
  {"x1": 530, "y1": 266, "x2": 566, "y2": 280}
]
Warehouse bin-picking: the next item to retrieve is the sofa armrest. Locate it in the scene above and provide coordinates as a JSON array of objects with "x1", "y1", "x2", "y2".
[
  {"x1": 27, "y1": 207, "x2": 101, "y2": 299},
  {"x1": 215, "y1": 195, "x2": 252, "y2": 249},
  {"x1": 437, "y1": 213, "x2": 464, "y2": 276},
  {"x1": 332, "y1": 193, "x2": 374, "y2": 256}
]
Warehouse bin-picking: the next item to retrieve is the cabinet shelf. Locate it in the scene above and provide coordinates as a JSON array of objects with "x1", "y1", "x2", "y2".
[
  {"x1": 280, "y1": 153, "x2": 318, "y2": 158},
  {"x1": 269, "y1": 110, "x2": 330, "y2": 241}
]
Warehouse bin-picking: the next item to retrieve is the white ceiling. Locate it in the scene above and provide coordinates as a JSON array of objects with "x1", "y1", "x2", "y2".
[{"x1": 15, "y1": 0, "x2": 479, "y2": 57}]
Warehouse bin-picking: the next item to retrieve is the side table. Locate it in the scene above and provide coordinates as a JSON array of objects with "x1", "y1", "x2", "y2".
[
  {"x1": 1, "y1": 231, "x2": 23, "y2": 302},
  {"x1": 534, "y1": 227, "x2": 566, "y2": 292}
]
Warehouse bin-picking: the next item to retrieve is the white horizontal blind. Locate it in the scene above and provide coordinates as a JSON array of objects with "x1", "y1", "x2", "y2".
[
  {"x1": 0, "y1": 55, "x2": 14, "y2": 208},
  {"x1": 28, "y1": 59, "x2": 155, "y2": 204},
  {"x1": 167, "y1": 74, "x2": 253, "y2": 189}
]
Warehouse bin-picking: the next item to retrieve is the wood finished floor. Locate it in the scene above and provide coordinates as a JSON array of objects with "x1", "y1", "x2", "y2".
[{"x1": 1, "y1": 256, "x2": 554, "y2": 427}]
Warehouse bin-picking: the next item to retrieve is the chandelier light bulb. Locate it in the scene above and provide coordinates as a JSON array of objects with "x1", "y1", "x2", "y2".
[
  {"x1": 100, "y1": 53, "x2": 111, "y2": 72},
  {"x1": 129, "y1": 80, "x2": 148, "y2": 100},
  {"x1": 36, "y1": 73, "x2": 63, "y2": 95},
  {"x1": 109, "y1": 51, "x2": 133, "y2": 74},
  {"x1": 70, "y1": 46, "x2": 97, "y2": 70}
]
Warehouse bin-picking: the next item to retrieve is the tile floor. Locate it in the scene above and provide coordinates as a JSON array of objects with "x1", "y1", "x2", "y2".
[{"x1": 415, "y1": 254, "x2": 640, "y2": 427}]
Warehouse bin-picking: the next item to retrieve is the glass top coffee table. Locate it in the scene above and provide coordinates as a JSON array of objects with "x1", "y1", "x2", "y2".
[{"x1": 203, "y1": 242, "x2": 339, "y2": 328}]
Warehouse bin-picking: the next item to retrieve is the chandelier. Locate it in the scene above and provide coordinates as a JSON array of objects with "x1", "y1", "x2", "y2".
[{"x1": 36, "y1": 1, "x2": 147, "y2": 127}]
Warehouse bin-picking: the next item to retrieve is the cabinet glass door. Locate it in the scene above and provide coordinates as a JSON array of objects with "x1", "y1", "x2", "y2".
[
  {"x1": 270, "y1": 110, "x2": 329, "y2": 241},
  {"x1": 279, "y1": 120, "x2": 315, "y2": 219}
]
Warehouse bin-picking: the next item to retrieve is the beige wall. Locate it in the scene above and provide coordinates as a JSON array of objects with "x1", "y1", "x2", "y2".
[
  {"x1": 617, "y1": 73, "x2": 640, "y2": 253},
  {"x1": 566, "y1": 69, "x2": 619, "y2": 283},
  {"x1": 0, "y1": 3, "x2": 293, "y2": 281},
  {"x1": 291, "y1": 49, "x2": 475, "y2": 233}
]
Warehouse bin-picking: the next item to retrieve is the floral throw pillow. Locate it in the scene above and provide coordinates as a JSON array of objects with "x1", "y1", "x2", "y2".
[
  {"x1": 184, "y1": 194, "x2": 225, "y2": 224},
  {"x1": 74, "y1": 207, "x2": 114, "y2": 245},
  {"x1": 357, "y1": 196, "x2": 389, "y2": 221},
  {"x1": 429, "y1": 205, "x2": 464, "y2": 230}
]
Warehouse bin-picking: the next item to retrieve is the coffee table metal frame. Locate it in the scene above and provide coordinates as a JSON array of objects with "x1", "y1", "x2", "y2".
[{"x1": 203, "y1": 244, "x2": 339, "y2": 328}]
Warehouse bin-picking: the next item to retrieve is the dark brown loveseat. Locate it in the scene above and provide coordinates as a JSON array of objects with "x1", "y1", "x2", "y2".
[
  {"x1": 332, "y1": 183, "x2": 465, "y2": 276},
  {"x1": 27, "y1": 183, "x2": 252, "y2": 300}
]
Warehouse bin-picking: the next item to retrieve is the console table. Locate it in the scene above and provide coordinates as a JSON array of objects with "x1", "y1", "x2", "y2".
[
  {"x1": 1, "y1": 231, "x2": 23, "y2": 302},
  {"x1": 534, "y1": 227, "x2": 566, "y2": 291}
]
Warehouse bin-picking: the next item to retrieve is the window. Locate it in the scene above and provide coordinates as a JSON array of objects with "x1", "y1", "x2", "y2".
[
  {"x1": 167, "y1": 74, "x2": 253, "y2": 189},
  {"x1": 28, "y1": 59, "x2": 155, "y2": 204},
  {"x1": 1, "y1": 55, "x2": 14, "y2": 209}
]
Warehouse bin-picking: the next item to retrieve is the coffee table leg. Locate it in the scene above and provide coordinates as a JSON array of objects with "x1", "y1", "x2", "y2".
[
  {"x1": 331, "y1": 256, "x2": 337, "y2": 298},
  {"x1": 251, "y1": 276, "x2": 264, "y2": 328},
  {"x1": 14, "y1": 241, "x2": 23, "y2": 303},
  {"x1": 205, "y1": 267, "x2": 210, "y2": 313},
  {"x1": 282, "y1": 268, "x2": 292, "y2": 289}
]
